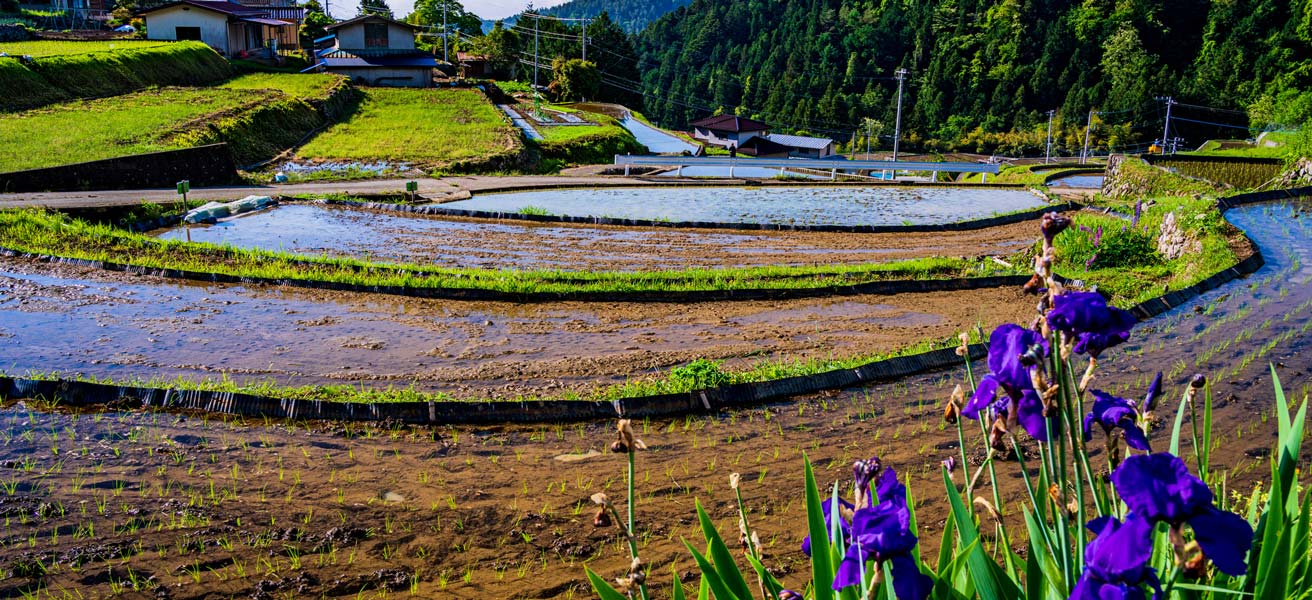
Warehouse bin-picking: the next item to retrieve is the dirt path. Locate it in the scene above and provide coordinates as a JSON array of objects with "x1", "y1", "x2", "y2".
[{"x1": 0, "y1": 176, "x2": 662, "y2": 210}]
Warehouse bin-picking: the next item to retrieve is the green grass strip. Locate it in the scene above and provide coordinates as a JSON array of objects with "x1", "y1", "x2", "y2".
[{"x1": 0, "y1": 209, "x2": 1023, "y2": 296}]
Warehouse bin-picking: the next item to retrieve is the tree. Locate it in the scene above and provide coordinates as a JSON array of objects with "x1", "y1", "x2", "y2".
[
  {"x1": 410, "y1": 0, "x2": 482, "y2": 37},
  {"x1": 300, "y1": 0, "x2": 335, "y2": 49},
  {"x1": 550, "y1": 57, "x2": 599, "y2": 101},
  {"x1": 472, "y1": 21, "x2": 521, "y2": 79},
  {"x1": 358, "y1": 0, "x2": 391, "y2": 18}
]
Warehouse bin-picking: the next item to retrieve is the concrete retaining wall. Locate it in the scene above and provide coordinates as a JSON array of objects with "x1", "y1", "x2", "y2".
[{"x1": 0, "y1": 143, "x2": 236, "y2": 193}]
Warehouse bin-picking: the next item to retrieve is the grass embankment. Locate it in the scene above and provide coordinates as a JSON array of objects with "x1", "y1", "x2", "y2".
[
  {"x1": 0, "y1": 73, "x2": 350, "y2": 172},
  {"x1": 958, "y1": 163, "x2": 1099, "y2": 185},
  {"x1": 0, "y1": 209, "x2": 1020, "y2": 295},
  {"x1": 296, "y1": 88, "x2": 522, "y2": 173},
  {"x1": 0, "y1": 39, "x2": 170, "y2": 57},
  {"x1": 0, "y1": 41, "x2": 232, "y2": 112},
  {"x1": 531, "y1": 108, "x2": 644, "y2": 165},
  {"x1": 1061, "y1": 156, "x2": 1245, "y2": 305}
]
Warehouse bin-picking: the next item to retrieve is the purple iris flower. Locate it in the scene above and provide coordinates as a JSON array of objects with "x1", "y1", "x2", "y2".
[
  {"x1": 1142, "y1": 372, "x2": 1163, "y2": 413},
  {"x1": 1046, "y1": 292, "x2": 1137, "y2": 358},
  {"x1": 1111, "y1": 454, "x2": 1254, "y2": 576},
  {"x1": 1071, "y1": 514, "x2": 1162, "y2": 600},
  {"x1": 801, "y1": 495, "x2": 853, "y2": 557},
  {"x1": 961, "y1": 324, "x2": 1050, "y2": 440},
  {"x1": 832, "y1": 469, "x2": 932, "y2": 600},
  {"x1": 1083, "y1": 389, "x2": 1151, "y2": 451}
]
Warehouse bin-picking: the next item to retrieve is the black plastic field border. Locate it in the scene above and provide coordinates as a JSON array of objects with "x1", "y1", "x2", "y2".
[
  {"x1": 314, "y1": 197, "x2": 1076, "y2": 234},
  {"x1": 0, "y1": 246, "x2": 1033, "y2": 303}
]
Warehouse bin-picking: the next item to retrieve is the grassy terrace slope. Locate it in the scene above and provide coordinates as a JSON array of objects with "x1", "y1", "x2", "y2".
[
  {"x1": 0, "y1": 41, "x2": 232, "y2": 112},
  {"x1": 296, "y1": 88, "x2": 521, "y2": 172},
  {"x1": 0, "y1": 73, "x2": 346, "y2": 172},
  {"x1": 0, "y1": 39, "x2": 170, "y2": 56}
]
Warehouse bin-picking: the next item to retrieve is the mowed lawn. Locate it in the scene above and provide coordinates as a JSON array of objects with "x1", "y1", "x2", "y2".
[
  {"x1": 296, "y1": 88, "x2": 520, "y2": 166},
  {"x1": 0, "y1": 87, "x2": 267, "y2": 172},
  {"x1": 0, "y1": 40, "x2": 171, "y2": 57}
]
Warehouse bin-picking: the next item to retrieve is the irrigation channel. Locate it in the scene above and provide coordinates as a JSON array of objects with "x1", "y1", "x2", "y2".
[{"x1": 0, "y1": 199, "x2": 1309, "y2": 598}]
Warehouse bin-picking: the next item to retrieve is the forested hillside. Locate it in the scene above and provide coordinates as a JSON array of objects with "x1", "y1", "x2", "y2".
[
  {"x1": 633, "y1": 0, "x2": 1312, "y2": 154},
  {"x1": 538, "y1": 0, "x2": 692, "y2": 33}
]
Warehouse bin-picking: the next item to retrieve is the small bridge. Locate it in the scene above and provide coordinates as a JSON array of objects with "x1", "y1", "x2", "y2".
[{"x1": 613, "y1": 155, "x2": 1002, "y2": 181}]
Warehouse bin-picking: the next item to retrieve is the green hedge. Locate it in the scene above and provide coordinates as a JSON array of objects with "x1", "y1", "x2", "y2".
[{"x1": 3, "y1": 41, "x2": 232, "y2": 111}]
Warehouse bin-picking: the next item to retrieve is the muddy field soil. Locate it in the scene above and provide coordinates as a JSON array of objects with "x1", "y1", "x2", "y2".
[
  {"x1": 0, "y1": 202, "x2": 1309, "y2": 600},
  {"x1": 154, "y1": 204, "x2": 1039, "y2": 272},
  {"x1": 0, "y1": 257, "x2": 1035, "y2": 399}
]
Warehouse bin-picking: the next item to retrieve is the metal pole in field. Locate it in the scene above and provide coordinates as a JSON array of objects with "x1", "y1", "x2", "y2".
[
  {"x1": 533, "y1": 13, "x2": 539, "y2": 91},
  {"x1": 865, "y1": 122, "x2": 871, "y2": 160},
  {"x1": 892, "y1": 67, "x2": 907, "y2": 162},
  {"x1": 581, "y1": 18, "x2": 587, "y2": 61},
  {"x1": 1045, "y1": 109, "x2": 1055, "y2": 164},
  {"x1": 442, "y1": 0, "x2": 448, "y2": 63},
  {"x1": 1159, "y1": 96, "x2": 1174, "y2": 154},
  {"x1": 1081, "y1": 109, "x2": 1093, "y2": 164}
]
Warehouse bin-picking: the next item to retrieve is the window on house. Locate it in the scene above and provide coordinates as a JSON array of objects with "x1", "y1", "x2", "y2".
[
  {"x1": 175, "y1": 27, "x2": 202, "y2": 41},
  {"x1": 364, "y1": 23, "x2": 388, "y2": 48}
]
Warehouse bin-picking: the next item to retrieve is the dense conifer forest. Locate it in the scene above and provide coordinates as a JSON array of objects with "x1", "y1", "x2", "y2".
[{"x1": 623, "y1": 0, "x2": 1311, "y2": 153}]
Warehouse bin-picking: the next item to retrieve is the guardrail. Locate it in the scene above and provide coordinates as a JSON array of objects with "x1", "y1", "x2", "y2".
[{"x1": 613, "y1": 155, "x2": 1003, "y2": 180}]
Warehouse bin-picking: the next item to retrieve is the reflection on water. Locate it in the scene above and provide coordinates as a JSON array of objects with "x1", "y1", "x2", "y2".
[
  {"x1": 440, "y1": 186, "x2": 1049, "y2": 226},
  {"x1": 152, "y1": 204, "x2": 921, "y2": 271},
  {"x1": 1049, "y1": 174, "x2": 1105, "y2": 188}
]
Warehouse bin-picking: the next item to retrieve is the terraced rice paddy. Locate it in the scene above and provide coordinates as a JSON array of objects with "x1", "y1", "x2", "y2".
[{"x1": 439, "y1": 185, "x2": 1047, "y2": 226}]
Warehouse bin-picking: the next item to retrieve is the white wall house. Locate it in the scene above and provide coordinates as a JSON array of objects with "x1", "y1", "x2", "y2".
[
  {"x1": 689, "y1": 114, "x2": 770, "y2": 149},
  {"x1": 314, "y1": 15, "x2": 438, "y2": 88},
  {"x1": 139, "y1": 1, "x2": 294, "y2": 57}
]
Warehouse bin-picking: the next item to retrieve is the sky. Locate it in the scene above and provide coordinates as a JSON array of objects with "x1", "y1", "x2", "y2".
[{"x1": 324, "y1": 0, "x2": 571, "y2": 21}]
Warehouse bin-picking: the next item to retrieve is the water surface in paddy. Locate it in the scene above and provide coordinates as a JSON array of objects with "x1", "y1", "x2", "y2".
[
  {"x1": 1049, "y1": 174, "x2": 1105, "y2": 188},
  {"x1": 151, "y1": 204, "x2": 1035, "y2": 271},
  {"x1": 438, "y1": 186, "x2": 1048, "y2": 226}
]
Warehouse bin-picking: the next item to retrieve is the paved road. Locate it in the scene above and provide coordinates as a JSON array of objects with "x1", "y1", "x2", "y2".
[{"x1": 0, "y1": 176, "x2": 660, "y2": 210}]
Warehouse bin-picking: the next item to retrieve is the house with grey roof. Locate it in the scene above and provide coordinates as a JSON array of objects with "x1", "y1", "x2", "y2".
[
  {"x1": 762, "y1": 133, "x2": 836, "y2": 158},
  {"x1": 312, "y1": 14, "x2": 439, "y2": 87}
]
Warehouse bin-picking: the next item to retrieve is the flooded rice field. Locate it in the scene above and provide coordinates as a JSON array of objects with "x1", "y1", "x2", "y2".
[
  {"x1": 438, "y1": 186, "x2": 1048, "y2": 226},
  {"x1": 1048, "y1": 174, "x2": 1105, "y2": 188},
  {"x1": 151, "y1": 204, "x2": 1036, "y2": 271},
  {"x1": 0, "y1": 258, "x2": 1032, "y2": 399},
  {"x1": 0, "y1": 201, "x2": 1309, "y2": 599}
]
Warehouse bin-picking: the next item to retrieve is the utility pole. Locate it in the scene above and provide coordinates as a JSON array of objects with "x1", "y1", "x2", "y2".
[
  {"x1": 1159, "y1": 96, "x2": 1175, "y2": 155},
  {"x1": 892, "y1": 67, "x2": 907, "y2": 162},
  {"x1": 532, "y1": 12, "x2": 541, "y2": 119},
  {"x1": 1044, "y1": 109, "x2": 1055, "y2": 164},
  {"x1": 866, "y1": 121, "x2": 872, "y2": 159},
  {"x1": 1081, "y1": 110, "x2": 1094, "y2": 164},
  {"x1": 581, "y1": 17, "x2": 587, "y2": 61},
  {"x1": 441, "y1": 0, "x2": 448, "y2": 63}
]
